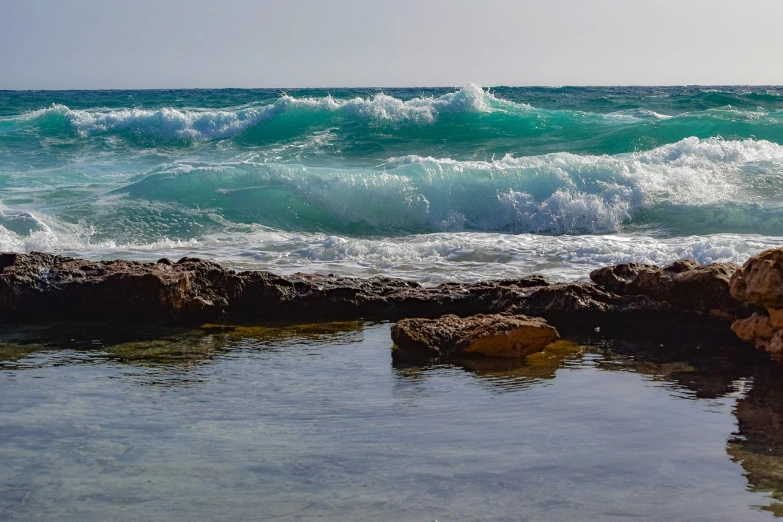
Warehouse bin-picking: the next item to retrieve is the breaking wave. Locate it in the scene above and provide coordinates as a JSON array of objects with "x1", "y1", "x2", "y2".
[{"x1": 111, "y1": 137, "x2": 783, "y2": 236}]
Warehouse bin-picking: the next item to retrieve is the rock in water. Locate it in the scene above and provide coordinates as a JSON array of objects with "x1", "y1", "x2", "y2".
[
  {"x1": 390, "y1": 313, "x2": 560, "y2": 361},
  {"x1": 0, "y1": 252, "x2": 749, "y2": 342},
  {"x1": 730, "y1": 249, "x2": 783, "y2": 310},
  {"x1": 589, "y1": 259, "x2": 745, "y2": 319},
  {"x1": 0, "y1": 252, "x2": 234, "y2": 323},
  {"x1": 729, "y1": 248, "x2": 783, "y2": 363}
]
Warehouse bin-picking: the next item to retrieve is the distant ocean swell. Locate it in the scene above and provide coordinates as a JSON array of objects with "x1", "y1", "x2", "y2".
[{"x1": 3, "y1": 84, "x2": 783, "y2": 157}]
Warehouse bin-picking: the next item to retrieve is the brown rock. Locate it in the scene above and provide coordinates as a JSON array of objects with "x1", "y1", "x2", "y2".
[
  {"x1": 730, "y1": 248, "x2": 783, "y2": 309},
  {"x1": 728, "y1": 249, "x2": 783, "y2": 365},
  {"x1": 731, "y1": 313, "x2": 775, "y2": 347},
  {"x1": 590, "y1": 259, "x2": 744, "y2": 317},
  {"x1": 0, "y1": 252, "x2": 746, "y2": 341},
  {"x1": 390, "y1": 313, "x2": 560, "y2": 360},
  {"x1": 770, "y1": 308, "x2": 783, "y2": 329},
  {"x1": 0, "y1": 252, "x2": 235, "y2": 323},
  {"x1": 768, "y1": 331, "x2": 783, "y2": 363}
]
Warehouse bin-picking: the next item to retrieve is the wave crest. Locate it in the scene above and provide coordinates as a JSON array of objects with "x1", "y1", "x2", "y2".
[
  {"x1": 111, "y1": 137, "x2": 783, "y2": 236},
  {"x1": 13, "y1": 84, "x2": 501, "y2": 140}
]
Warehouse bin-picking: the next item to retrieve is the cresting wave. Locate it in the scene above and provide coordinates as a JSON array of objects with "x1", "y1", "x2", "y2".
[
  {"x1": 1, "y1": 86, "x2": 782, "y2": 283},
  {"x1": 114, "y1": 137, "x2": 783, "y2": 236},
  {"x1": 10, "y1": 84, "x2": 500, "y2": 139},
  {"x1": 4, "y1": 85, "x2": 783, "y2": 155}
]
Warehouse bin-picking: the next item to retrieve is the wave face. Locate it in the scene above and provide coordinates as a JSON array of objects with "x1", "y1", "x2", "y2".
[
  {"x1": 0, "y1": 85, "x2": 782, "y2": 281},
  {"x1": 109, "y1": 137, "x2": 783, "y2": 236},
  {"x1": 4, "y1": 84, "x2": 783, "y2": 161}
]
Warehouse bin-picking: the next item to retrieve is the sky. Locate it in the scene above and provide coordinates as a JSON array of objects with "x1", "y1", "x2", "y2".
[{"x1": 1, "y1": 0, "x2": 781, "y2": 89}]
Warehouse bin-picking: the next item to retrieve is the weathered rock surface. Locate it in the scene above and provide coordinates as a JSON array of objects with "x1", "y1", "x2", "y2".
[
  {"x1": 590, "y1": 259, "x2": 748, "y2": 319},
  {"x1": 730, "y1": 248, "x2": 783, "y2": 310},
  {"x1": 732, "y1": 313, "x2": 776, "y2": 347},
  {"x1": 729, "y1": 248, "x2": 783, "y2": 364},
  {"x1": 391, "y1": 313, "x2": 559, "y2": 360},
  {"x1": 0, "y1": 252, "x2": 748, "y2": 341},
  {"x1": 0, "y1": 253, "x2": 239, "y2": 323}
]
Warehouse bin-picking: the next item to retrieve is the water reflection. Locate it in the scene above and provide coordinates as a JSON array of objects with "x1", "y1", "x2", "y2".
[
  {"x1": 0, "y1": 321, "x2": 365, "y2": 370},
  {"x1": 729, "y1": 362, "x2": 783, "y2": 516},
  {"x1": 588, "y1": 339, "x2": 764, "y2": 399},
  {"x1": 393, "y1": 337, "x2": 762, "y2": 399},
  {"x1": 4, "y1": 322, "x2": 783, "y2": 517},
  {"x1": 393, "y1": 334, "x2": 783, "y2": 516},
  {"x1": 393, "y1": 340, "x2": 584, "y2": 392}
]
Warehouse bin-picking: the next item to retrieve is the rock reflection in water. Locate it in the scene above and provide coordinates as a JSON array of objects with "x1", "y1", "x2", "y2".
[
  {"x1": 397, "y1": 333, "x2": 783, "y2": 516},
  {"x1": 6, "y1": 322, "x2": 783, "y2": 517},
  {"x1": 0, "y1": 321, "x2": 365, "y2": 370},
  {"x1": 729, "y1": 362, "x2": 783, "y2": 516},
  {"x1": 394, "y1": 340, "x2": 583, "y2": 392},
  {"x1": 590, "y1": 339, "x2": 763, "y2": 399}
]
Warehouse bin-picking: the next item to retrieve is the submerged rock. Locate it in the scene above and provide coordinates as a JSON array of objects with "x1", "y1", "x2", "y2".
[
  {"x1": 729, "y1": 248, "x2": 783, "y2": 364},
  {"x1": 390, "y1": 313, "x2": 559, "y2": 361}
]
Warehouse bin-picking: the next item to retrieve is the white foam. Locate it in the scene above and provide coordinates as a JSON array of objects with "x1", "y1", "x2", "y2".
[
  {"x1": 25, "y1": 103, "x2": 280, "y2": 139},
  {"x1": 112, "y1": 137, "x2": 783, "y2": 237},
  {"x1": 386, "y1": 137, "x2": 783, "y2": 231},
  {"x1": 608, "y1": 109, "x2": 674, "y2": 121},
  {"x1": 17, "y1": 84, "x2": 504, "y2": 140},
  {"x1": 2, "y1": 223, "x2": 779, "y2": 284}
]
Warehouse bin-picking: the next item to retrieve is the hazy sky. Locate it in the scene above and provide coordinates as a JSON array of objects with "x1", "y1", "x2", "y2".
[{"x1": 2, "y1": 0, "x2": 781, "y2": 89}]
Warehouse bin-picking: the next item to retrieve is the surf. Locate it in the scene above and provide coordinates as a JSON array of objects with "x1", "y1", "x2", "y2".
[{"x1": 105, "y1": 137, "x2": 783, "y2": 236}]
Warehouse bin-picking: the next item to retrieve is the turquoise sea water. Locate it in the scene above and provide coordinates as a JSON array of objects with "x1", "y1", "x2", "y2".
[
  {"x1": 5, "y1": 87, "x2": 783, "y2": 520},
  {"x1": 1, "y1": 85, "x2": 782, "y2": 280}
]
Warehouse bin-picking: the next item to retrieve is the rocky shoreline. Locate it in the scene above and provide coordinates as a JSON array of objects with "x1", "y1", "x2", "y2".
[{"x1": 0, "y1": 249, "x2": 780, "y2": 363}]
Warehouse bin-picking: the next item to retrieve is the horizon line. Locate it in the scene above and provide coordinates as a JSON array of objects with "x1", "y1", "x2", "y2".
[{"x1": 2, "y1": 83, "x2": 783, "y2": 92}]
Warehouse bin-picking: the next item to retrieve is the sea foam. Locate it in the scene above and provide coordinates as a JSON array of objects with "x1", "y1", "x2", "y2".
[
  {"x1": 0, "y1": 219, "x2": 778, "y2": 284},
  {"x1": 113, "y1": 137, "x2": 783, "y2": 236},
  {"x1": 2, "y1": 86, "x2": 783, "y2": 283},
  {"x1": 13, "y1": 84, "x2": 501, "y2": 140}
]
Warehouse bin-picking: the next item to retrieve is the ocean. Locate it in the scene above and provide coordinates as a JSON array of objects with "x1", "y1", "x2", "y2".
[
  {"x1": 5, "y1": 85, "x2": 783, "y2": 519},
  {"x1": 1, "y1": 84, "x2": 781, "y2": 281}
]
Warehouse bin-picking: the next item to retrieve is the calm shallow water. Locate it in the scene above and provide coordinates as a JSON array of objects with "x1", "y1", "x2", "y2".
[{"x1": 1, "y1": 323, "x2": 783, "y2": 521}]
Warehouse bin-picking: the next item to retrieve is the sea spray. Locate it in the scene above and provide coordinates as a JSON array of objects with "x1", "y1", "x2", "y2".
[{"x1": 0, "y1": 85, "x2": 782, "y2": 281}]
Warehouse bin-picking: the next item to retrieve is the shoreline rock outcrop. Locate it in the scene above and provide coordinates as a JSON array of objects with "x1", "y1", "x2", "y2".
[
  {"x1": 0, "y1": 251, "x2": 762, "y2": 345},
  {"x1": 729, "y1": 249, "x2": 783, "y2": 362},
  {"x1": 589, "y1": 259, "x2": 752, "y2": 321},
  {"x1": 391, "y1": 313, "x2": 560, "y2": 361}
]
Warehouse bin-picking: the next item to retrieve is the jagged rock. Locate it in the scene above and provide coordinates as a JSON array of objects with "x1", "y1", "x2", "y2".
[
  {"x1": 589, "y1": 259, "x2": 745, "y2": 317},
  {"x1": 768, "y1": 331, "x2": 783, "y2": 362},
  {"x1": 732, "y1": 313, "x2": 775, "y2": 348},
  {"x1": 729, "y1": 248, "x2": 783, "y2": 364},
  {"x1": 0, "y1": 252, "x2": 237, "y2": 323},
  {"x1": 390, "y1": 313, "x2": 559, "y2": 360},
  {"x1": 0, "y1": 253, "x2": 745, "y2": 341},
  {"x1": 730, "y1": 248, "x2": 783, "y2": 310}
]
